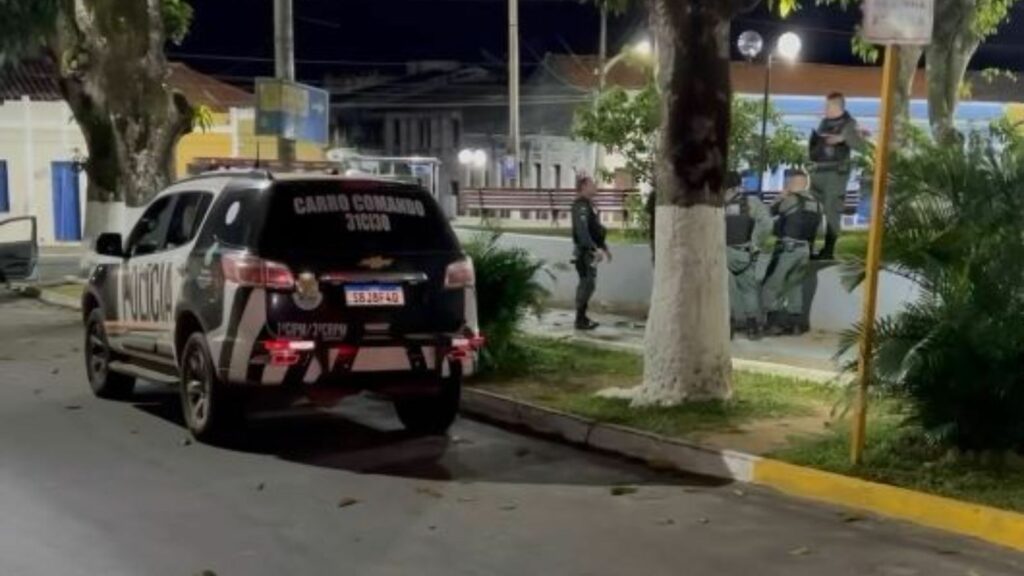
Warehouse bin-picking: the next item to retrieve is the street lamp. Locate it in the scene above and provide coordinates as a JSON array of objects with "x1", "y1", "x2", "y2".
[
  {"x1": 459, "y1": 148, "x2": 488, "y2": 186},
  {"x1": 738, "y1": 30, "x2": 802, "y2": 196}
]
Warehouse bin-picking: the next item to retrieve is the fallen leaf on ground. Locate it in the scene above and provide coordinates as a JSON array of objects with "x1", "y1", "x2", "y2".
[
  {"x1": 195, "y1": 571, "x2": 217, "y2": 576},
  {"x1": 416, "y1": 487, "x2": 444, "y2": 499},
  {"x1": 337, "y1": 497, "x2": 359, "y2": 508},
  {"x1": 656, "y1": 518, "x2": 676, "y2": 526},
  {"x1": 256, "y1": 482, "x2": 265, "y2": 492},
  {"x1": 451, "y1": 436, "x2": 474, "y2": 445},
  {"x1": 698, "y1": 517, "x2": 710, "y2": 525},
  {"x1": 64, "y1": 404, "x2": 82, "y2": 411},
  {"x1": 789, "y1": 547, "x2": 812, "y2": 557},
  {"x1": 51, "y1": 368, "x2": 60, "y2": 375},
  {"x1": 732, "y1": 489, "x2": 746, "y2": 497},
  {"x1": 838, "y1": 512, "x2": 865, "y2": 523},
  {"x1": 457, "y1": 496, "x2": 478, "y2": 503},
  {"x1": 610, "y1": 486, "x2": 638, "y2": 496},
  {"x1": 32, "y1": 389, "x2": 42, "y2": 396},
  {"x1": 181, "y1": 438, "x2": 193, "y2": 446},
  {"x1": 500, "y1": 504, "x2": 518, "y2": 511},
  {"x1": 514, "y1": 447, "x2": 531, "y2": 458}
]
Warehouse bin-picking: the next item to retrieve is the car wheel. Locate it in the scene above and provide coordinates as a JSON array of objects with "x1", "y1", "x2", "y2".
[
  {"x1": 84, "y1": 309, "x2": 135, "y2": 399},
  {"x1": 179, "y1": 332, "x2": 243, "y2": 443},
  {"x1": 394, "y1": 370, "x2": 462, "y2": 435}
]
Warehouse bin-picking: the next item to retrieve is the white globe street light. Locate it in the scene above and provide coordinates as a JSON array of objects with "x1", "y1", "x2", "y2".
[
  {"x1": 458, "y1": 149, "x2": 474, "y2": 166},
  {"x1": 737, "y1": 30, "x2": 764, "y2": 61},
  {"x1": 776, "y1": 32, "x2": 802, "y2": 62},
  {"x1": 737, "y1": 29, "x2": 802, "y2": 196},
  {"x1": 471, "y1": 149, "x2": 487, "y2": 168}
]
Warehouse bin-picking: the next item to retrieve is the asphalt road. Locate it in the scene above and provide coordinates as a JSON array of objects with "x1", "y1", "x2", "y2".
[{"x1": 1, "y1": 296, "x2": 1021, "y2": 576}]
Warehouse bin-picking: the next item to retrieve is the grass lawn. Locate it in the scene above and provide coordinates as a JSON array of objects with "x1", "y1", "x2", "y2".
[
  {"x1": 774, "y1": 407, "x2": 1024, "y2": 513},
  {"x1": 457, "y1": 224, "x2": 868, "y2": 258},
  {"x1": 473, "y1": 336, "x2": 839, "y2": 450},
  {"x1": 47, "y1": 283, "x2": 85, "y2": 300},
  {"x1": 475, "y1": 334, "x2": 1024, "y2": 513}
]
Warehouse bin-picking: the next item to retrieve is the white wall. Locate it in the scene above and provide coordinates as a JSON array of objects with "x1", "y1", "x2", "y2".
[
  {"x1": 458, "y1": 230, "x2": 919, "y2": 333},
  {"x1": 0, "y1": 97, "x2": 88, "y2": 246}
]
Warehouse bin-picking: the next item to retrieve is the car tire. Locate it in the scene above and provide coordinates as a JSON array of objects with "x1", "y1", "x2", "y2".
[
  {"x1": 84, "y1": 309, "x2": 135, "y2": 399},
  {"x1": 179, "y1": 332, "x2": 244, "y2": 443},
  {"x1": 394, "y1": 370, "x2": 462, "y2": 435}
]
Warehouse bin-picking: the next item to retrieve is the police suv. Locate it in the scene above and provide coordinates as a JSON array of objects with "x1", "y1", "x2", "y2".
[{"x1": 83, "y1": 171, "x2": 481, "y2": 441}]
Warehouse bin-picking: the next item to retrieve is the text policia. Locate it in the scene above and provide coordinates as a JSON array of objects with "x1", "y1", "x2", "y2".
[{"x1": 292, "y1": 192, "x2": 427, "y2": 233}]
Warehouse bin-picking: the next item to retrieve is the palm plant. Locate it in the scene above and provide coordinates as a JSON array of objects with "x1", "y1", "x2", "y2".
[
  {"x1": 463, "y1": 232, "x2": 550, "y2": 371},
  {"x1": 840, "y1": 127, "x2": 1024, "y2": 452}
]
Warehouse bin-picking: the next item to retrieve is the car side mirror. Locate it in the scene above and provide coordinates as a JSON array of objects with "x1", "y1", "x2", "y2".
[{"x1": 95, "y1": 233, "x2": 125, "y2": 258}]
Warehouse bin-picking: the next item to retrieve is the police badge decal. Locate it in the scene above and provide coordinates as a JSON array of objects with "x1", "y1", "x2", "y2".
[{"x1": 293, "y1": 272, "x2": 324, "y2": 311}]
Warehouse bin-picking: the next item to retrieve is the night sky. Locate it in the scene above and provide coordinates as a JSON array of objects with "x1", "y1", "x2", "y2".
[{"x1": 175, "y1": 0, "x2": 1024, "y2": 87}]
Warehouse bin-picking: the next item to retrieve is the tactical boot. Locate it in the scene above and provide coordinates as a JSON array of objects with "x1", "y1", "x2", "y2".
[
  {"x1": 765, "y1": 313, "x2": 788, "y2": 337},
  {"x1": 815, "y1": 233, "x2": 837, "y2": 261},
  {"x1": 788, "y1": 314, "x2": 808, "y2": 336}
]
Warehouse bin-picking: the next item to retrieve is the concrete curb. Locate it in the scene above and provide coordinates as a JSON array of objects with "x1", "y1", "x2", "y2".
[
  {"x1": 528, "y1": 330, "x2": 845, "y2": 385},
  {"x1": 461, "y1": 388, "x2": 760, "y2": 482},
  {"x1": 462, "y1": 387, "x2": 1024, "y2": 552}
]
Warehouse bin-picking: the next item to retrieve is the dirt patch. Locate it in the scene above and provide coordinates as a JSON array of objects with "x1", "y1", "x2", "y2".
[{"x1": 692, "y1": 406, "x2": 834, "y2": 455}]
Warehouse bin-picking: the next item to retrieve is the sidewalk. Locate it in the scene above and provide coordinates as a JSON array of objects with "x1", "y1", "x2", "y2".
[{"x1": 522, "y1": 309, "x2": 851, "y2": 381}]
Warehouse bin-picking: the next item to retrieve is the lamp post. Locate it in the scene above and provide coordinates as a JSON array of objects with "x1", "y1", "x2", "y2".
[
  {"x1": 458, "y1": 148, "x2": 488, "y2": 187},
  {"x1": 738, "y1": 30, "x2": 801, "y2": 196}
]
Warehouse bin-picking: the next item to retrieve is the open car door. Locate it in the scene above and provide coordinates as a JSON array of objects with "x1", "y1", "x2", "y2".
[{"x1": 0, "y1": 216, "x2": 39, "y2": 284}]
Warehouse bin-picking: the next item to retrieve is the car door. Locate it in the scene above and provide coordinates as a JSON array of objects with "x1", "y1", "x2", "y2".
[
  {"x1": 153, "y1": 191, "x2": 213, "y2": 361},
  {"x1": 0, "y1": 216, "x2": 39, "y2": 284},
  {"x1": 120, "y1": 196, "x2": 179, "y2": 359}
]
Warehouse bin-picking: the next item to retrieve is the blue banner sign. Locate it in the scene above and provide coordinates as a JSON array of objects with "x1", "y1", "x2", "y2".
[{"x1": 256, "y1": 78, "x2": 330, "y2": 145}]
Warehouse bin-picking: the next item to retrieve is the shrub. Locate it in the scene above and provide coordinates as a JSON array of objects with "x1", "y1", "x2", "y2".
[
  {"x1": 463, "y1": 232, "x2": 549, "y2": 371},
  {"x1": 840, "y1": 128, "x2": 1024, "y2": 452}
]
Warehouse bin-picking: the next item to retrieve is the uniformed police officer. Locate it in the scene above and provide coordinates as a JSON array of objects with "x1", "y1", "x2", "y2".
[
  {"x1": 762, "y1": 169, "x2": 823, "y2": 336},
  {"x1": 572, "y1": 175, "x2": 611, "y2": 331},
  {"x1": 724, "y1": 171, "x2": 773, "y2": 340},
  {"x1": 808, "y1": 92, "x2": 864, "y2": 260}
]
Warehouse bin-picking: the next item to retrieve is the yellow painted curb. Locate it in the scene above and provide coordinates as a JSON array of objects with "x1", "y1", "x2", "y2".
[{"x1": 753, "y1": 459, "x2": 1024, "y2": 552}]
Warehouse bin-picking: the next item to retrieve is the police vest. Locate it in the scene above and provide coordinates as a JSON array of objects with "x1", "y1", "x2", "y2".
[
  {"x1": 725, "y1": 194, "x2": 755, "y2": 246},
  {"x1": 809, "y1": 114, "x2": 854, "y2": 164},
  {"x1": 776, "y1": 195, "x2": 822, "y2": 243}
]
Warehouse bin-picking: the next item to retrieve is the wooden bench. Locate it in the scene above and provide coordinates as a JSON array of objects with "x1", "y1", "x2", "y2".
[{"x1": 459, "y1": 188, "x2": 639, "y2": 225}]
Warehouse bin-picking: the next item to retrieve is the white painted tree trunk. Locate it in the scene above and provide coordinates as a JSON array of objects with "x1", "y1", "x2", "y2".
[{"x1": 635, "y1": 204, "x2": 732, "y2": 406}]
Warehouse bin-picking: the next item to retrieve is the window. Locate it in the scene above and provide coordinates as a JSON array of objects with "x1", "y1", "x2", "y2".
[
  {"x1": 0, "y1": 160, "x2": 9, "y2": 213},
  {"x1": 452, "y1": 119, "x2": 461, "y2": 147},
  {"x1": 165, "y1": 192, "x2": 213, "y2": 250},
  {"x1": 553, "y1": 164, "x2": 562, "y2": 189},
  {"x1": 126, "y1": 196, "x2": 176, "y2": 258},
  {"x1": 534, "y1": 163, "x2": 542, "y2": 189},
  {"x1": 194, "y1": 188, "x2": 261, "y2": 251},
  {"x1": 420, "y1": 119, "x2": 431, "y2": 149}
]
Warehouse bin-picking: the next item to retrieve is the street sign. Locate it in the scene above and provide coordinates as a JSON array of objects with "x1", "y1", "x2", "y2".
[
  {"x1": 862, "y1": 0, "x2": 934, "y2": 45},
  {"x1": 255, "y1": 78, "x2": 330, "y2": 145}
]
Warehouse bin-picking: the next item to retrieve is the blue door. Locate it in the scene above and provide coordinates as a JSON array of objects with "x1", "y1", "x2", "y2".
[
  {"x1": 0, "y1": 161, "x2": 9, "y2": 213},
  {"x1": 51, "y1": 162, "x2": 82, "y2": 242}
]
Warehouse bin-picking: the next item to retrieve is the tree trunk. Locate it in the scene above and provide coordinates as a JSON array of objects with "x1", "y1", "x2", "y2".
[
  {"x1": 892, "y1": 45, "x2": 923, "y2": 145},
  {"x1": 50, "y1": 0, "x2": 192, "y2": 239},
  {"x1": 926, "y1": 0, "x2": 980, "y2": 145},
  {"x1": 634, "y1": 0, "x2": 734, "y2": 405}
]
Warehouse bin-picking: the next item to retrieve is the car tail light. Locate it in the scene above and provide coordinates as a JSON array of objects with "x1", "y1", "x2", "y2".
[
  {"x1": 222, "y1": 253, "x2": 295, "y2": 290},
  {"x1": 448, "y1": 333, "x2": 484, "y2": 360},
  {"x1": 263, "y1": 339, "x2": 314, "y2": 366},
  {"x1": 444, "y1": 258, "x2": 475, "y2": 289}
]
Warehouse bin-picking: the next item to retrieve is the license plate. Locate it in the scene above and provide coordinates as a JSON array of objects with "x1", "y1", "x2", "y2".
[{"x1": 344, "y1": 284, "x2": 405, "y2": 307}]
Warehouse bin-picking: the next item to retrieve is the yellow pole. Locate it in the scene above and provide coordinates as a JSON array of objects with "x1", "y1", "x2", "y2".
[{"x1": 851, "y1": 44, "x2": 900, "y2": 466}]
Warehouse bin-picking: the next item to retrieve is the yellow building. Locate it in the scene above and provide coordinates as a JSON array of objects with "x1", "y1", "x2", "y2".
[{"x1": 0, "y1": 61, "x2": 324, "y2": 245}]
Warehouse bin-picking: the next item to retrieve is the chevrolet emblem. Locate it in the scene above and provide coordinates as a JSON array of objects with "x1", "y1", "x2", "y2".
[{"x1": 359, "y1": 256, "x2": 394, "y2": 270}]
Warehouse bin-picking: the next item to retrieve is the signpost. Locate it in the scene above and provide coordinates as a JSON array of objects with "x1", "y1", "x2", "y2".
[
  {"x1": 851, "y1": 0, "x2": 933, "y2": 465},
  {"x1": 255, "y1": 78, "x2": 330, "y2": 146}
]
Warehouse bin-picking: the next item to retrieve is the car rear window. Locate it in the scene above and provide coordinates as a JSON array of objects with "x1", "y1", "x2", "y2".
[{"x1": 259, "y1": 180, "x2": 457, "y2": 264}]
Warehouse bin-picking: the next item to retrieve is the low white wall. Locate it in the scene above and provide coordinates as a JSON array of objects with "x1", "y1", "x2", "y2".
[{"x1": 458, "y1": 230, "x2": 919, "y2": 333}]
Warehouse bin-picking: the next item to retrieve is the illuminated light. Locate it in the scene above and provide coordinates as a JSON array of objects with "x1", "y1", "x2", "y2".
[
  {"x1": 776, "y1": 32, "x2": 802, "y2": 61},
  {"x1": 633, "y1": 39, "x2": 653, "y2": 57},
  {"x1": 444, "y1": 258, "x2": 476, "y2": 289}
]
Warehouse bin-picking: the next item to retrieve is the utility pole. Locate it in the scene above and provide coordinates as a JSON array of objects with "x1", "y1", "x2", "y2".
[
  {"x1": 274, "y1": 0, "x2": 296, "y2": 169},
  {"x1": 508, "y1": 0, "x2": 521, "y2": 188}
]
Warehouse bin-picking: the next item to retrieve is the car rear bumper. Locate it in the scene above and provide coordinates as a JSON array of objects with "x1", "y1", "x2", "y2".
[{"x1": 219, "y1": 333, "x2": 479, "y2": 388}]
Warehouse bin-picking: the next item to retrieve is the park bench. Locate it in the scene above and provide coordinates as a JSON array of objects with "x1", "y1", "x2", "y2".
[{"x1": 458, "y1": 187, "x2": 639, "y2": 226}]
